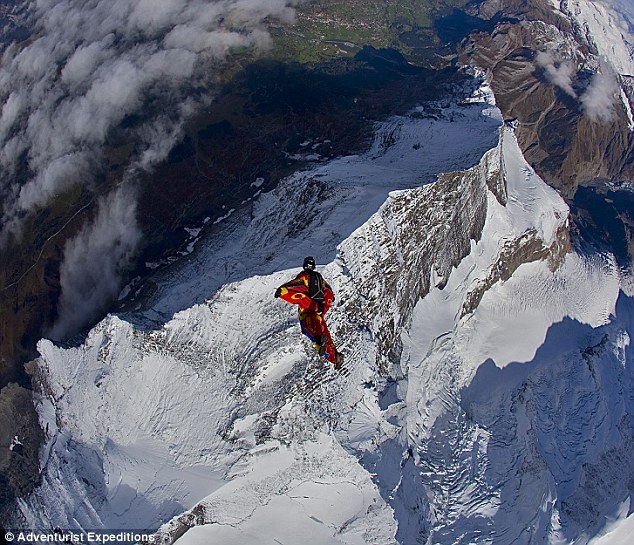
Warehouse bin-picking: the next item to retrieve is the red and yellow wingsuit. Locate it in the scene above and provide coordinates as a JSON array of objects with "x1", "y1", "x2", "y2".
[{"x1": 275, "y1": 270, "x2": 339, "y2": 365}]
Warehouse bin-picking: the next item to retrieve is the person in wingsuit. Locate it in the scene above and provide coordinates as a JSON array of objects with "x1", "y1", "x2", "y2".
[{"x1": 275, "y1": 256, "x2": 343, "y2": 368}]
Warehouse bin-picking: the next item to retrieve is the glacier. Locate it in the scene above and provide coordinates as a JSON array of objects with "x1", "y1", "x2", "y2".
[
  {"x1": 559, "y1": 0, "x2": 634, "y2": 76},
  {"x1": 12, "y1": 75, "x2": 634, "y2": 545}
]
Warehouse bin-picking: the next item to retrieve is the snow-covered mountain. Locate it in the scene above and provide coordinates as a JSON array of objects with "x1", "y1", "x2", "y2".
[
  {"x1": 561, "y1": 0, "x2": 634, "y2": 76},
  {"x1": 3, "y1": 0, "x2": 634, "y2": 543},
  {"x1": 15, "y1": 80, "x2": 501, "y2": 532},
  {"x1": 10, "y1": 70, "x2": 634, "y2": 544}
]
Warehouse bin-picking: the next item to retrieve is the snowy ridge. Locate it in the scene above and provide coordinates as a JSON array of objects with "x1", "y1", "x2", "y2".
[
  {"x1": 397, "y1": 129, "x2": 633, "y2": 544},
  {"x1": 560, "y1": 0, "x2": 634, "y2": 76},
  {"x1": 17, "y1": 82, "x2": 502, "y2": 537},
  {"x1": 17, "y1": 79, "x2": 634, "y2": 545}
]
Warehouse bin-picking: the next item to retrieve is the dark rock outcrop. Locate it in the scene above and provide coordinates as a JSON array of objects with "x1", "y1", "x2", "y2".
[{"x1": 0, "y1": 382, "x2": 43, "y2": 515}]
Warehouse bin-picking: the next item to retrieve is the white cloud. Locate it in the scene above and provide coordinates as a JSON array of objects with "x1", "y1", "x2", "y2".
[
  {"x1": 0, "y1": 91, "x2": 26, "y2": 138},
  {"x1": 61, "y1": 38, "x2": 114, "y2": 87},
  {"x1": 17, "y1": 152, "x2": 97, "y2": 212},
  {"x1": 535, "y1": 49, "x2": 621, "y2": 124},
  {"x1": 49, "y1": 184, "x2": 142, "y2": 341},
  {"x1": 535, "y1": 51, "x2": 578, "y2": 97},
  {"x1": 580, "y1": 68, "x2": 619, "y2": 122},
  {"x1": 0, "y1": 0, "x2": 306, "y2": 338},
  {"x1": 136, "y1": 96, "x2": 201, "y2": 170},
  {"x1": 127, "y1": 0, "x2": 184, "y2": 35}
]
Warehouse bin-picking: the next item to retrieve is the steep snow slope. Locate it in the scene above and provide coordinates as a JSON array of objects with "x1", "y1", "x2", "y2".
[
  {"x1": 15, "y1": 80, "x2": 502, "y2": 535},
  {"x1": 16, "y1": 76, "x2": 634, "y2": 545},
  {"x1": 560, "y1": 0, "x2": 634, "y2": 75},
  {"x1": 394, "y1": 132, "x2": 633, "y2": 544}
]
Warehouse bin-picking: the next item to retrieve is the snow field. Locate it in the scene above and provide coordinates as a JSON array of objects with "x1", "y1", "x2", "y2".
[
  {"x1": 22, "y1": 72, "x2": 634, "y2": 545},
  {"x1": 24, "y1": 81, "x2": 502, "y2": 535}
]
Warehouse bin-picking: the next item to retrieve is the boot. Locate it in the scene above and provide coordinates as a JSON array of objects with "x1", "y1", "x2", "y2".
[
  {"x1": 333, "y1": 351, "x2": 344, "y2": 370},
  {"x1": 317, "y1": 336, "x2": 327, "y2": 358}
]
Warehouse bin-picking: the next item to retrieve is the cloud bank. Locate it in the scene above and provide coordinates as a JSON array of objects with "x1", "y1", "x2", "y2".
[
  {"x1": 0, "y1": 0, "x2": 302, "y2": 231},
  {"x1": 0, "y1": 0, "x2": 304, "y2": 338}
]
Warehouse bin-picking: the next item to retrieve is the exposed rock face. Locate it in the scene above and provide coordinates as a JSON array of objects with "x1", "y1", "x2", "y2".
[
  {"x1": 335, "y1": 125, "x2": 571, "y2": 379},
  {"x1": 463, "y1": 0, "x2": 634, "y2": 197},
  {"x1": 462, "y1": 14, "x2": 634, "y2": 198},
  {"x1": 335, "y1": 153, "x2": 490, "y2": 373},
  {"x1": 0, "y1": 382, "x2": 43, "y2": 513}
]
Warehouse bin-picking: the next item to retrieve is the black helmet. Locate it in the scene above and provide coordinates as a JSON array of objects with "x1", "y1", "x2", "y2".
[{"x1": 303, "y1": 256, "x2": 316, "y2": 271}]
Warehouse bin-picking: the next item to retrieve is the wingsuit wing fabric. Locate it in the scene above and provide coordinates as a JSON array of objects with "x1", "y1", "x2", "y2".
[
  {"x1": 322, "y1": 285, "x2": 334, "y2": 314},
  {"x1": 298, "y1": 310, "x2": 338, "y2": 364},
  {"x1": 277, "y1": 281, "x2": 314, "y2": 311},
  {"x1": 276, "y1": 272, "x2": 338, "y2": 364},
  {"x1": 277, "y1": 273, "x2": 334, "y2": 314}
]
